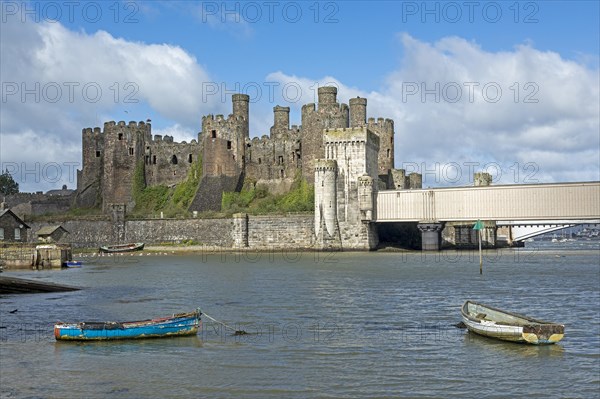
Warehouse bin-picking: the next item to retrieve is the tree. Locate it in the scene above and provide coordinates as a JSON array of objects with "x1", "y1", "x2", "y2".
[{"x1": 0, "y1": 169, "x2": 19, "y2": 195}]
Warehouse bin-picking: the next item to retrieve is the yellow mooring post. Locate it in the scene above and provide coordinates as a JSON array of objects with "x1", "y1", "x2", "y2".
[{"x1": 473, "y1": 220, "x2": 484, "y2": 274}]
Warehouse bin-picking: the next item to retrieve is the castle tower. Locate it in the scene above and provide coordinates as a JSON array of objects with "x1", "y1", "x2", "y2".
[
  {"x1": 101, "y1": 121, "x2": 151, "y2": 212},
  {"x1": 349, "y1": 97, "x2": 367, "y2": 127},
  {"x1": 232, "y1": 94, "x2": 250, "y2": 138},
  {"x1": 358, "y1": 175, "x2": 374, "y2": 221},
  {"x1": 75, "y1": 125, "x2": 106, "y2": 208},
  {"x1": 300, "y1": 86, "x2": 349, "y2": 183},
  {"x1": 191, "y1": 94, "x2": 248, "y2": 212},
  {"x1": 270, "y1": 105, "x2": 290, "y2": 138},
  {"x1": 474, "y1": 172, "x2": 492, "y2": 186},
  {"x1": 314, "y1": 126, "x2": 380, "y2": 250},
  {"x1": 314, "y1": 159, "x2": 340, "y2": 248},
  {"x1": 232, "y1": 93, "x2": 249, "y2": 120},
  {"x1": 318, "y1": 86, "x2": 338, "y2": 109},
  {"x1": 368, "y1": 117, "x2": 394, "y2": 175}
]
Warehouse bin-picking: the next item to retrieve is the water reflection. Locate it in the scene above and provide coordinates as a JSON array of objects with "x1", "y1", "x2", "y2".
[
  {"x1": 463, "y1": 331, "x2": 565, "y2": 358},
  {"x1": 53, "y1": 335, "x2": 203, "y2": 356}
]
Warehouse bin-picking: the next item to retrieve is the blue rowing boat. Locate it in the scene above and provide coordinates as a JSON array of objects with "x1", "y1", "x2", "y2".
[
  {"x1": 62, "y1": 261, "x2": 82, "y2": 268},
  {"x1": 54, "y1": 309, "x2": 201, "y2": 341}
]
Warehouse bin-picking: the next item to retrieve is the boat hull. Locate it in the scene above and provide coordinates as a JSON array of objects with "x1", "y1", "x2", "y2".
[
  {"x1": 99, "y1": 243, "x2": 145, "y2": 253},
  {"x1": 461, "y1": 301, "x2": 564, "y2": 345},
  {"x1": 62, "y1": 261, "x2": 82, "y2": 268},
  {"x1": 54, "y1": 310, "x2": 201, "y2": 341}
]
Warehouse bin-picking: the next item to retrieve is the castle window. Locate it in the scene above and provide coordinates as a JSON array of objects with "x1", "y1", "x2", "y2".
[
  {"x1": 145, "y1": 155, "x2": 150, "y2": 165},
  {"x1": 95, "y1": 151, "x2": 101, "y2": 157},
  {"x1": 280, "y1": 169, "x2": 284, "y2": 178},
  {"x1": 227, "y1": 141, "x2": 232, "y2": 150},
  {"x1": 387, "y1": 149, "x2": 390, "y2": 158},
  {"x1": 258, "y1": 158, "x2": 262, "y2": 164},
  {"x1": 129, "y1": 147, "x2": 134, "y2": 156},
  {"x1": 391, "y1": 137, "x2": 393, "y2": 144},
  {"x1": 173, "y1": 171, "x2": 177, "y2": 176},
  {"x1": 188, "y1": 154, "x2": 193, "y2": 163},
  {"x1": 211, "y1": 130, "x2": 216, "y2": 138},
  {"x1": 152, "y1": 155, "x2": 156, "y2": 165},
  {"x1": 171, "y1": 155, "x2": 178, "y2": 164},
  {"x1": 278, "y1": 156, "x2": 283, "y2": 165},
  {"x1": 118, "y1": 133, "x2": 123, "y2": 140}
]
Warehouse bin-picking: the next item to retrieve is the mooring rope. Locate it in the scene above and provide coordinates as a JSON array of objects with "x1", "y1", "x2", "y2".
[{"x1": 202, "y1": 312, "x2": 247, "y2": 335}]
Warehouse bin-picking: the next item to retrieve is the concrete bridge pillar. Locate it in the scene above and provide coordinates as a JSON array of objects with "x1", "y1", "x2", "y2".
[{"x1": 418, "y1": 222, "x2": 444, "y2": 251}]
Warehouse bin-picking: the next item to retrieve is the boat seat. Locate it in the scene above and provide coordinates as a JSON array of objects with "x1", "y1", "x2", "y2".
[{"x1": 475, "y1": 313, "x2": 487, "y2": 320}]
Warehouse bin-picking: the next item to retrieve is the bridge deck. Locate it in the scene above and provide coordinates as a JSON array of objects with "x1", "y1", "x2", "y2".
[{"x1": 376, "y1": 182, "x2": 600, "y2": 222}]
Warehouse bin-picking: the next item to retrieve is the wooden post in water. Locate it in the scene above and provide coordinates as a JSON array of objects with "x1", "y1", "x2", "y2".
[
  {"x1": 473, "y1": 220, "x2": 484, "y2": 275},
  {"x1": 478, "y1": 229, "x2": 483, "y2": 275}
]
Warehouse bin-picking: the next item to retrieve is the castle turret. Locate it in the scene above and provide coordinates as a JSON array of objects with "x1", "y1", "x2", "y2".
[
  {"x1": 368, "y1": 117, "x2": 394, "y2": 175},
  {"x1": 349, "y1": 97, "x2": 367, "y2": 127},
  {"x1": 314, "y1": 126, "x2": 380, "y2": 250},
  {"x1": 300, "y1": 86, "x2": 350, "y2": 183},
  {"x1": 474, "y1": 172, "x2": 492, "y2": 186},
  {"x1": 232, "y1": 94, "x2": 249, "y2": 118},
  {"x1": 314, "y1": 159, "x2": 340, "y2": 247},
  {"x1": 358, "y1": 174, "x2": 374, "y2": 221},
  {"x1": 318, "y1": 86, "x2": 339, "y2": 114},
  {"x1": 273, "y1": 105, "x2": 290, "y2": 131},
  {"x1": 231, "y1": 93, "x2": 249, "y2": 139}
]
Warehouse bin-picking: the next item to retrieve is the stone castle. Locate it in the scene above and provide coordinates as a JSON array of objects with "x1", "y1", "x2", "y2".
[
  {"x1": 72, "y1": 86, "x2": 423, "y2": 249},
  {"x1": 75, "y1": 87, "x2": 420, "y2": 212}
]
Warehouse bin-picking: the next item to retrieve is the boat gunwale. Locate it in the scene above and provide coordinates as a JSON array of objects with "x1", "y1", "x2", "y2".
[{"x1": 461, "y1": 300, "x2": 563, "y2": 327}]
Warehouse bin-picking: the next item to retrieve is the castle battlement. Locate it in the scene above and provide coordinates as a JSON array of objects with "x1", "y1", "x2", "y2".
[
  {"x1": 367, "y1": 117, "x2": 394, "y2": 129},
  {"x1": 314, "y1": 159, "x2": 338, "y2": 172},
  {"x1": 83, "y1": 120, "x2": 151, "y2": 136},
  {"x1": 76, "y1": 85, "x2": 394, "y2": 217},
  {"x1": 323, "y1": 126, "x2": 380, "y2": 145}
]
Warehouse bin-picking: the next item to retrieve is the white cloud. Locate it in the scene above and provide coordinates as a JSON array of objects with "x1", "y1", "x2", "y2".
[
  {"x1": 267, "y1": 34, "x2": 600, "y2": 185},
  {"x1": 0, "y1": 18, "x2": 220, "y2": 191},
  {"x1": 1, "y1": 22, "x2": 597, "y2": 193}
]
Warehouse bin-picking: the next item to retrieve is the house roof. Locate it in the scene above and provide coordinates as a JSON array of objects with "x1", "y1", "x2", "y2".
[
  {"x1": 0, "y1": 209, "x2": 30, "y2": 229},
  {"x1": 36, "y1": 225, "x2": 69, "y2": 236}
]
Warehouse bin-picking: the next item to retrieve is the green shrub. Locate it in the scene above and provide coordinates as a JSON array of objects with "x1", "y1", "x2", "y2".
[
  {"x1": 221, "y1": 174, "x2": 314, "y2": 215},
  {"x1": 131, "y1": 157, "x2": 203, "y2": 218}
]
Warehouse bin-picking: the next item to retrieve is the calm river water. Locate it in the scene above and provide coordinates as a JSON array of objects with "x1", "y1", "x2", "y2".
[{"x1": 1, "y1": 242, "x2": 599, "y2": 398}]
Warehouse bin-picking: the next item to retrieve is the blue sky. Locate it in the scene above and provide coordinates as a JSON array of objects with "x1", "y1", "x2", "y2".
[{"x1": 1, "y1": 1, "x2": 599, "y2": 192}]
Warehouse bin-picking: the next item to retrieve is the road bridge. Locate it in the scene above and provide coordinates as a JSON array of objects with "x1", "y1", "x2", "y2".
[{"x1": 376, "y1": 182, "x2": 600, "y2": 249}]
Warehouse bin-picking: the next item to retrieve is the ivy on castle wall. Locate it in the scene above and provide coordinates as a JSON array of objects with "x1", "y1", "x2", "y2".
[{"x1": 172, "y1": 157, "x2": 202, "y2": 209}]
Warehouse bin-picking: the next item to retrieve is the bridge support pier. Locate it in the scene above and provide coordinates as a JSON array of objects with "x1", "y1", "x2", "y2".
[{"x1": 418, "y1": 222, "x2": 444, "y2": 251}]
